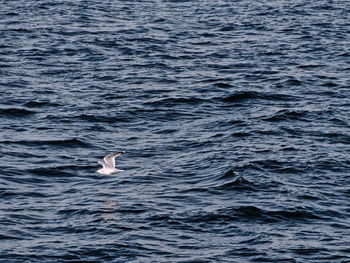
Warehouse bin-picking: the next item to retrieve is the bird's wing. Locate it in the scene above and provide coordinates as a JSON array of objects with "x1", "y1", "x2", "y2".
[
  {"x1": 103, "y1": 152, "x2": 125, "y2": 168},
  {"x1": 98, "y1": 161, "x2": 108, "y2": 168}
]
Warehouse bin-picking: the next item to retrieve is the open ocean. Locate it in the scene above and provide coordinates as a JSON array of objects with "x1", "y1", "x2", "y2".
[{"x1": 1, "y1": 0, "x2": 350, "y2": 262}]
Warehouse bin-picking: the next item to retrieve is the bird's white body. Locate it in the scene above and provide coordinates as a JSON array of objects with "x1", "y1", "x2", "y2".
[
  {"x1": 96, "y1": 152, "x2": 126, "y2": 175},
  {"x1": 96, "y1": 166, "x2": 123, "y2": 175}
]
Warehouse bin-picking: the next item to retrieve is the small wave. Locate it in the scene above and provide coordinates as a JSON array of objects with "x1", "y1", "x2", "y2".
[
  {"x1": 118, "y1": 206, "x2": 148, "y2": 215},
  {"x1": 209, "y1": 206, "x2": 324, "y2": 223},
  {"x1": 203, "y1": 119, "x2": 246, "y2": 130},
  {"x1": 0, "y1": 234, "x2": 21, "y2": 240},
  {"x1": 57, "y1": 208, "x2": 91, "y2": 217},
  {"x1": 245, "y1": 159, "x2": 306, "y2": 174},
  {"x1": 28, "y1": 167, "x2": 77, "y2": 177},
  {"x1": 263, "y1": 109, "x2": 309, "y2": 122},
  {"x1": 1, "y1": 138, "x2": 90, "y2": 148},
  {"x1": 0, "y1": 107, "x2": 36, "y2": 117},
  {"x1": 221, "y1": 91, "x2": 295, "y2": 104},
  {"x1": 297, "y1": 64, "x2": 325, "y2": 69},
  {"x1": 180, "y1": 171, "x2": 255, "y2": 194},
  {"x1": 218, "y1": 169, "x2": 239, "y2": 179},
  {"x1": 281, "y1": 78, "x2": 302, "y2": 86},
  {"x1": 231, "y1": 132, "x2": 251, "y2": 138},
  {"x1": 75, "y1": 114, "x2": 127, "y2": 123},
  {"x1": 147, "y1": 206, "x2": 324, "y2": 228},
  {"x1": 45, "y1": 113, "x2": 128, "y2": 125},
  {"x1": 329, "y1": 117, "x2": 349, "y2": 127},
  {"x1": 215, "y1": 82, "x2": 233, "y2": 88},
  {"x1": 0, "y1": 191, "x2": 17, "y2": 198},
  {"x1": 144, "y1": 96, "x2": 207, "y2": 107},
  {"x1": 219, "y1": 24, "x2": 238, "y2": 32},
  {"x1": 23, "y1": 100, "x2": 59, "y2": 108},
  {"x1": 215, "y1": 176, "x2": 254, "y2": 191},
  {"x1": 215, "y1": 170, "x2": 255, "y2": 191},
  {"x1": 0, "y1": 190, "x2": 47, "y2": 199},
  {"x1": 197, "y1": 77, "x2": 233, "y2": 84},
  {"x1": 315, "y1": 131, "x2": 350, "y2": 145},
  {"x1": 28, "y1": 164, "x2": 94, "y2": 177},
  {"x1": 153, "y1": 128, "x2": 177, "y2": 134}
]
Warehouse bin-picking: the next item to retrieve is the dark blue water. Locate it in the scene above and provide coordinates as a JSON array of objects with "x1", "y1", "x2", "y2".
[{"x1": 1, "y1": 0, "x2": 350, "y2": 262}]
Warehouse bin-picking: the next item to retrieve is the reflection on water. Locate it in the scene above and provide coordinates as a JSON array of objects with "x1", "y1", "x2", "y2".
[{"x1": 100, "y1": 200, "x2": 119, "y2": 222}]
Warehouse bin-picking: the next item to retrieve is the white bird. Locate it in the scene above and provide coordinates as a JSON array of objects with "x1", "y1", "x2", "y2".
[{"x1": 96, "y1": 151, "x2": 126, "y2": 175}]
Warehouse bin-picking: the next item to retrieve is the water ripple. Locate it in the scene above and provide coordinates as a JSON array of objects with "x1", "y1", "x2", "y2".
[{"x1": 1, "y1": 0, "x2": 350, "y2": 262}]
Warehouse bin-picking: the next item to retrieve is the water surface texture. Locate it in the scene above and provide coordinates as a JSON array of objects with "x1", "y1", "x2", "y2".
[{"x1": 1, "y1": 0, "x2": 350, "y2": 262}]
